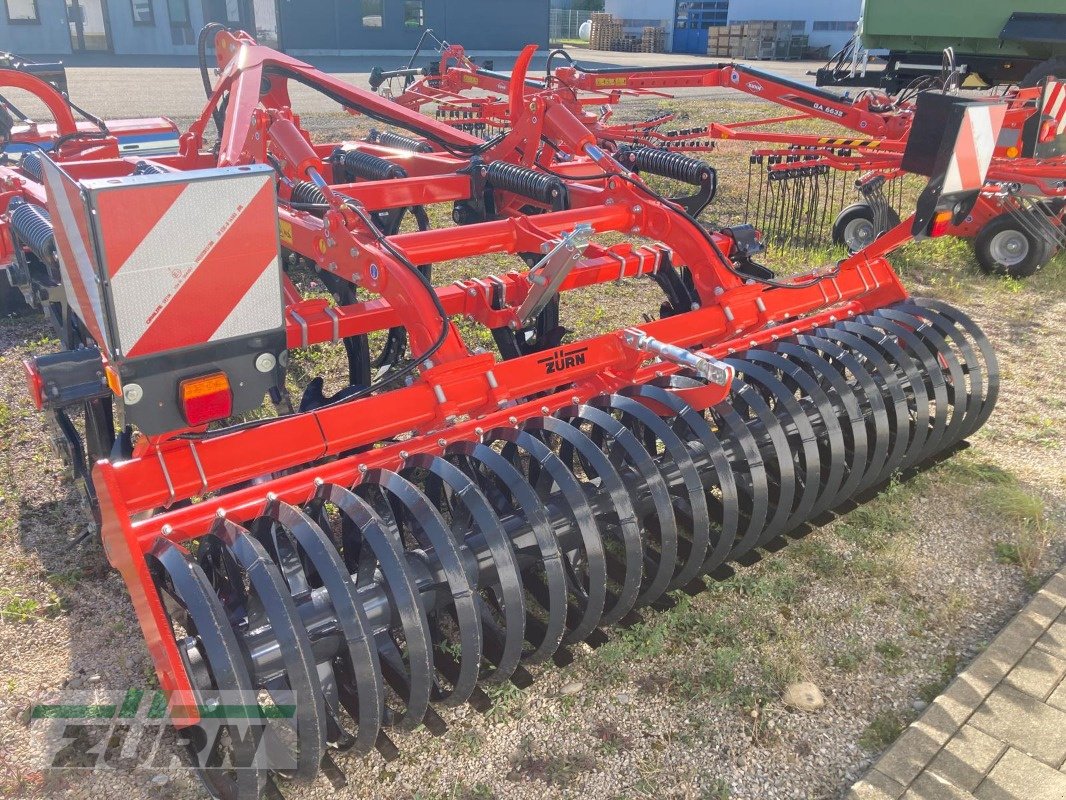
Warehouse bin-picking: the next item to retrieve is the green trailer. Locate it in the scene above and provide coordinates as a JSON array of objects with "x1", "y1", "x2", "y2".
[{"x1": 817, "y1": 0, "x2": 1066, "y2": 92}]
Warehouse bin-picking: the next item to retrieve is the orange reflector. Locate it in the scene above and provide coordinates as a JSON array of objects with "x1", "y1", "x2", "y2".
[
  {"x1": 105, "y1": 364, "x2": 122, "y2": 397},
  {"x1": 179, "y1": 372, "x2": 232, "y2": 427},
  {"x1": 929, "y1": 210, "x2": 954, "y2": 238},
  {"x1": 23, "y1": 359, "x2": 44, "y2": 410},
  {"x1": 1006, "y1": 146, "x2": 1020, "y2": 159}
]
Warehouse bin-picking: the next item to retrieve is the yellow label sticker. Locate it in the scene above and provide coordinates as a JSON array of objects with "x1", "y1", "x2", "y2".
[
  {"x1": 463, "y1": 74, "x2": 479, "y2": 86},
  {"x1": 594, "y1": 76, "x2": 627, "y2": 88},
  {"x1": 279, "y1": 219, "x2": 294, "y2": 246}
]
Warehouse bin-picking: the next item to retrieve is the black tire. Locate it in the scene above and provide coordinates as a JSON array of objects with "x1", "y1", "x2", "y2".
[
  {"x1": 1020, "y1": 57, "x2": 1066, "y2": 88},
  {"x1": 973, "y1": 214, "x2": 1052, "y2": 278},
  {"x1": 831, "y1": 203, "x2": 901, "y2": 254}
]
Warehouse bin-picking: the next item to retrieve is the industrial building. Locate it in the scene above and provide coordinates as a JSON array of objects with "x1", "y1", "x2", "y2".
[
  {"x1": 605, "y1": 0, "x2": 861, "y2": 55},
  {"x1": 0, "y1": 0, "x2": 550, "y2": 56}
]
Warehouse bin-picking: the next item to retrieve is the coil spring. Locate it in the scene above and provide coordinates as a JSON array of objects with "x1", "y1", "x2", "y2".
[
  {"x1": 620, "y1": 147, "x2": 713, "y2": 186},
  {"x1": 132, "y1": 160, "x2": 166, "y2": 176},
  {"x1": 9, "y1": 198, "x2": 55, "y2": 262},
  {"x1": 369, "y1": 129, "x2": 432, "y2": 153},
  {"x1": 20, "y1": 152, "x2": 42, "y2": 182},
  {"x1": 485, "y1": 161, "x2": 567, "y2": 209},
  {"x1": 334, "y1": 149, "x2": 408, "y2": 182},
  {"x1": 291, "y1": 180, "x2": 327, "y2": 207}
]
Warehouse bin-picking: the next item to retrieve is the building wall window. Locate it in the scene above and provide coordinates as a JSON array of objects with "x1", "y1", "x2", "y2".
[
  {"x1": 131, "y1": 0, "x2": 154, "y2": 24},
  {"x1": 5, "y1": 0, "x2": 39, "y2": 23},
  {"x1": 403, "y1": 0, "x2": 423, "y2": 28},
  {"x1": 362, "y1": 0, "x2": 381, "y2": 28},
  {"x1": 675, "y1": 1, "x2": 728, "y2": 30},
  {"x1": 167, "y1": 0, "x2": 193, "y2": 44},
  {"x1": 812, "y1": 20, "x2": 856, "y2": 31}
]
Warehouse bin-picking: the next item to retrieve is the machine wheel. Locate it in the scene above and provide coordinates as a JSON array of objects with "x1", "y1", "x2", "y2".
[
  {"x1": 832, "y1": 203, "x2": 901, "y2": 254},
  {"x1": 973, "y1": 214, "x2": 1051, "y2": 278},
  {"x1": 1021, "y1": 57, "x2": 1066, "y2": 88}
]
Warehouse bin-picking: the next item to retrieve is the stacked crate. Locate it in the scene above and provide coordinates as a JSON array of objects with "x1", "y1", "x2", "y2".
[
  {"x1": 707, "y1": 25, "x2": 742, "y2": 58},
  {"x1": 706, "y1": 21, "x2": 807, "y2": 60},
  {"x1": 589, "y1": 12, "x2": 624, "y2": 51},
  {"x1": 641, "y1": 26, "x2": 666, "y2": 53}
]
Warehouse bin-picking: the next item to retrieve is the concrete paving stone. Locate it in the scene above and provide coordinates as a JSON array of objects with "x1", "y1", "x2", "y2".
[
  {"x1": 1035, "y1": 614, "x2": 1066, "y2": 658},
  {"x1": 1047, "y1": 677, "x2": 1066, "y2": 714},
  {"x1": 1005, "y1": 647, "x2": 1066, "y2": 701},
  {"x1": 1027, "y1": 590, "x2": 1066, "y2": 628},
  {"x1": 875, "y1": 724, "x2": 946, "y2": 787},
  {"x1": 939, "y1": 675, "x2": 995, "y2": 724},
  {"x1": 975, "y1": 747, "x2": 1066, "y2": 800},
  {"x1": 980, "y1": 613, "x2": 1053, "y2": 676},
  {"x1": 914, "y1": 693, "x2": 972, "y2": 740},
  {"x1": 903, "y1": 772, "x2": 978, "y2": 800},
  {"x1": 928, "y1": 724, "x2": 1009, "y2": 793},
  {"x1": 846, "y1": 769, "x2": 908, "y2": 800},
  {"x1": 970, "y1": 684, "x2": 1066, "y2": 767},
  {"x1": 1044, "y1": 572, "x2": 1066, "y2": 604}
]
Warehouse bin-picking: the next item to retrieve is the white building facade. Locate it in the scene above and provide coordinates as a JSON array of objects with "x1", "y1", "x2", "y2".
[
  {"x1": 604, "y1": 0, "x2": 862, "y2": 55},
  {"x1": 727, "y1": 0, "x2": 861, "y2": 53}
]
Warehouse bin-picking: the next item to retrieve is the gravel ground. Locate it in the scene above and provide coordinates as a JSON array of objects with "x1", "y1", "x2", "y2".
[{"x1": 0, "y1": 62, "x2": 1063, "y2": 800}]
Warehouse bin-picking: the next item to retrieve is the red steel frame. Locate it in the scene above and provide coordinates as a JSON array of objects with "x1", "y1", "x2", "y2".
[
  {"x1": 20, "y1": 33, "x2": 975, "y2": 726},
  {"x1": 0, "y1": 68, "x2": 178, "y2": 270}
]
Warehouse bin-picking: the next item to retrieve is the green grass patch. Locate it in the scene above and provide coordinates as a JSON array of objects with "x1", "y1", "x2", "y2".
[{"x1": 860, "y1": 709, "x2": 906, "y2": 750}]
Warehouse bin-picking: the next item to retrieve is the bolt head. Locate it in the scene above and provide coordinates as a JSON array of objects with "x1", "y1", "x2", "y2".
[
  {"x1": 255, "y1": 353, "x2": 277, "y2": 373},
  {"x1": 123, "y1": 383, "x2": 144, "y2": 405}
]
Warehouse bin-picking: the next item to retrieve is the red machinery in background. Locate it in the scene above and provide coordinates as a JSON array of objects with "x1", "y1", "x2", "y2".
[
  {"x1": 0, "y1": 51, "x2": 180, "y2": 314},
  {"x1": 12, "y1": 29, "x2": 1003, "y2": 799},
  {"x1": 372, "y1": 40, "x2": 1065, "y2": 277}
]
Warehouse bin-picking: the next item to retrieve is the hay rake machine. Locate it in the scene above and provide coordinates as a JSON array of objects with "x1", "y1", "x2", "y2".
[
  {"x1": 14, "y1": 29, "x2": 1006, "y2": 799},
  {"x1": 375, "y1": 40, "x2": 1065, "y2": 277}
]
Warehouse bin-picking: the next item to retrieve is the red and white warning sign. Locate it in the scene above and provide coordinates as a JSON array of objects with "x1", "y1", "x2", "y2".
[
  {"x1": 942, "y1": 103, "x2": 1007, "y2": 195},
  {"x1": 42, "y1": 160, "x2": 283, "y2": 361},
  {"x1": 1041, "y1": 79, "x2": 1066, "y2": 137}
]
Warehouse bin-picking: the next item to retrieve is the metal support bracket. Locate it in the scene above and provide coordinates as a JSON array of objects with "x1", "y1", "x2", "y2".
[{"x1": 514, "y1": 223, "x2": 593, "y2": 327}]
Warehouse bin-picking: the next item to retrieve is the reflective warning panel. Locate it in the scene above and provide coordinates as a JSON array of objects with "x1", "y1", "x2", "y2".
[
  {"x1": 43, "y1": 159, "x2": 283, "y2": 361},
  {"x1": 41, "y1": 154, "x2": 112, "y2": 353},
  {"x1": 1026, "y1": 79, "x2": 1066, "y2": 160}
]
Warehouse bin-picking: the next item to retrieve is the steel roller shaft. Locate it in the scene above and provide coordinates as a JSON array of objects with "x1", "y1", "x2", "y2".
[{"x1": 154, "y1": 298, "x2": 997, "y2": 798}]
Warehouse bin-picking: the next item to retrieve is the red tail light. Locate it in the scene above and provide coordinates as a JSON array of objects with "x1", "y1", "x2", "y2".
[
  {"x1": 23, "y1": 359, "x2": 44, "y2": 410},
  {"x1": 178, "y1": 372, "x2": 232, "y2": 427},
  {"x1": 929, "y1": 209, "x2": 954, "y2": 238}
]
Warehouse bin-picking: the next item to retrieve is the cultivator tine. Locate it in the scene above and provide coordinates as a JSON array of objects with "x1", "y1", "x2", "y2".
[
  {"x1": 1002, "y1": 193, "x2": 1066, "y2": 253},
  {"x1": 746, "y1": 160, "x2": 841, "y2": 248}
]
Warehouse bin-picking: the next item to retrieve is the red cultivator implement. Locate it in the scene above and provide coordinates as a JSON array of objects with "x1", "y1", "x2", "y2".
[
  {"x1": 375, "y1": 40, "x2": 1065, "y2": 277},
  {"x1": 13, "y1": 30, "x2": 1005, "y2": 799}
]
